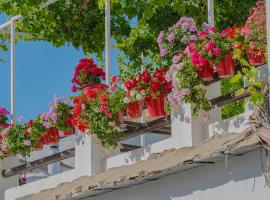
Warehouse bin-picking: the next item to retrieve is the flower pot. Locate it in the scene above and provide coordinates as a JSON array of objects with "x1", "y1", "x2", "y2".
[
  {"x1": 0, "y1": 123, "x2": 9, "y2": 129},
  {"x1": 145, "y1": 95, "x2": 166, "y2": 117},
  {"x1": 216, "y1": 52, "x2": 236, "y2": 78},
  {"x1": 64, "y1": 128, "x2": 74, "y2": 136},
  {"x1": 127, "y1": 101, "x2": 143, "y2": 119},
  {"x1": 246, "y1": 51, "x2": 265, "y2": 66},
  {"x1": 42, "y1": 127, "x2": 60, "y2": 145},
  {"x1": 33, "y1": 139, "x2": 44, "y2": 151},
  {"x1": 196, "y1": 61, "x2": 214, "y2": 81},
  {"x1": 82, "y1": 83, "x2": 107, "y2": 93}
]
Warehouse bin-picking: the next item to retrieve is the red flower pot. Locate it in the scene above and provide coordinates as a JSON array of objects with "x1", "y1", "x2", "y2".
[
  {"x1": 216, "y1": 52, "x2": 236, "y2": 78},
  {"x1": 247, "y1": 51, "x2": 265, "y2": 66},
  {"x1": 42, "y1": 127, "x2": 60, "y2": 145},
  {"x1": 145, "y1": 95, "x2": 167, "y2": 117},
  {"x1": 196, "y1": 61, "x2": 214, "y2": 81},
  {"x1": 0, "y1": 123, "x2": 9, "y2": 129},
  {"x1": 33, "y1": 139, "x2": 44, "y2": 151},
  {"x1": 127, "y1": 101, "x2": 143, "y2": 119},
  {"x1": 64, "y1": 129, "x2": 74, "y2": 136}
]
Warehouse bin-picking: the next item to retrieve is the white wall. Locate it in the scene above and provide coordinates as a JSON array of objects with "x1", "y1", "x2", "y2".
[{"x1": 87, "y1": 150, "x2": 270, "y2": 200}]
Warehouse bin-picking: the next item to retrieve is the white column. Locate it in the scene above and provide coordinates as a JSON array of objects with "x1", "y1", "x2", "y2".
[
  {"x1": 140, "y1": 53, "x2": 146, "y2": 146},
  {"x1": 47, "y1": 145, "x2": 61, "y2": 175},
  {"x1": 105, "y1": 0, "x2": 111, "y2": 85},
  {"x1": 208, "y1": 0, "x2": 214, "y2": 26},
  {"x1": 10, "y1": 18, "x2": 16, "y2": 124},
  {"x1": 75, "y1": 133, "x2": 107, "y2": 175}
]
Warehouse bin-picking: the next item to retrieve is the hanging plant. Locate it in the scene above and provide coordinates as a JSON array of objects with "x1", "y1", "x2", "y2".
[{"x1": 71, "y1": 77, "x2": 127, "y2": 148}]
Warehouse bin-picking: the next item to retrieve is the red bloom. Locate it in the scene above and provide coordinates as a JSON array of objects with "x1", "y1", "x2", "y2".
[
  {"x1": 84, "y1": 88, "x2": 98, "y2": 99},
  {"x1": 73, "y1": 96, "x2": 80, "y2": 104},
  {"x1": 24, "y1": 130, "x2": 30, "y2": 137},
  {"x1": 104, "y1": 110, "x2": 112, "y2": 117},
  {"x1": 71, "y1": 85, "x2": 77, "y2": 92},
  {"x1": 28, "y1": 119, "x2": 33, "y2": 127},
  {"x1": 100, "y1": 93, "x2": 108, "y2": 105},
  {"x1": 150, "y1": 82, "x2": 161, "y2": 92},
  {"x1": 100, "y1": 105, "x2": 107, "y2": 112}
]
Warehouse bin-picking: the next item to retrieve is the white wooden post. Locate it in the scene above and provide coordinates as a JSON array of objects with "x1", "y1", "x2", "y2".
[
  {"x1": 10, "y1": 17, "x2": 16, "y2": 124},
  {"x1": 140, "y1": 53, "x2": 146, "y2": 146},
  {"x1": 105, "y1": 0, "x2": 111, "y2": 85}
]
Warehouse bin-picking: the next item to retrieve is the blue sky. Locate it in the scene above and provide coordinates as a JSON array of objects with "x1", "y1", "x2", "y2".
[{"x1": 0, "y1": 17, "x2": 120, "y2": 122}]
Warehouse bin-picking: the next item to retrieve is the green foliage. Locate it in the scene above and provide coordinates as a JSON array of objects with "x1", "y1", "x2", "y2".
[
  {"x1": 221, "y1": 78, "x2": 244, "y2": 119},
  {"x1": 7, "y1": 123, "x2": 41, "y2": 157},
  {"x1": 177, "y1": 58, "x2": 211, "y2": 117}
]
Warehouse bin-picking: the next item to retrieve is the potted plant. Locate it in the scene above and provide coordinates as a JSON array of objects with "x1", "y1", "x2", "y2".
[
  {"x1": 40, "y1": 95, "x2": 74, "y2": 141},
  {"x1": 215, "y1": 25, "x2": 237, "y2": 78},
  {"x1": 72, "y1": 84, "x2": 127, "y2": 147},
  {"x1": 124, "y1": 68, "x2": 172, "y2": 117},
  {"x1": 0, "y1": 127, "x2": 10, "y2": 158},
  {"x1": 242, "y1": 0, "x2": 266, "y2": 66},
  {"x1": 0, "y1": 107, "x2": 9, "y2": 130},
  {"x1": 123, "y1": 76, "x2": 145, "y2": 119},
  {"x1": 166, "y1": 56, "x2": 211, "y2": 117},
  {"x1": 157, "y1": 16, "x2": 198, "y2": 67},
  {"x1": 71, "y1": 58, "x2": 106, "y2": 92},
  {"x1": 6, "y1": 121, "x2": 43, "y2": 156},
  {"x1": 188, "y1": 23, "x2": 216, "y2": 80},
  {"x1": 28, "y1": 118, "x2": 46, "y2": 151}
]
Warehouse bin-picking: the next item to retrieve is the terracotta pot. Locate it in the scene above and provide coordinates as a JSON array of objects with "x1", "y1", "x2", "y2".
[
  {"x1": 127, "y1": 101, "x2": 143, "y2": 119},
  {"x1": 216, "y1": 51, "x2": 236, "y2": 78},
  {"x1": 64, "y1": 128, "x2": 74, "y2": 136},
  {"x1": 145, "y1": 94, "x2": 167, "y2": 117},
  {"x1": 196, "y1": 60, "x2": 214, "y2": 81},
  {"x1": 0, "y1": 123, "x2": 9, "y2": 129},
  {"x1": 42, "y1": 127, "x2": 60, "y2": 145},
  {"x1": 246, "y1": 51, "x2": 265, "y2": 66},
  {"x1": 33, "y1": 139, "x2": 44, "y2": 151},
  {"x1": 82, "y1": 83, "x2": 107, "y2": 93}
]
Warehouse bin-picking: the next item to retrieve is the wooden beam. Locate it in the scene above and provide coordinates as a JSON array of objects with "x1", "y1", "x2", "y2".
[
  {"x1": 120, "y1": 116, "x2": 171, "y2": 141},
  {"x1": 2, "y1": 148, "x2": 75, "y2": 178},
  {"x1": 120, "y1": 144, "x2": 141, "y2": 152},
  {"x1": 210, "y1": 88, "x2": 250, "y2": 107}
]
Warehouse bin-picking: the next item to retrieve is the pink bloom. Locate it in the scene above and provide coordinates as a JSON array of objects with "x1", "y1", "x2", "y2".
[
  {"x1": 0, "y1": 108, "x2": 9, "y2": 115},
  {"x1": 199, "y1": 31, "x2": 208, "y2": 39},
  {"x1": 172, "y1": 55, "x2": 180, "y2": 64},
  {"x1": 213, "y1": 48, "x2": 221, "y2": 56},
  {"x1": 207, "y1": 40, "x2": 215, "y2": 51},
  {"x1": 58, "y1": 130, "x2": 65, "y2": 138},
  {"x1": 24, "y1": 140, "x2": 31, "y2": 147},
  {"x1": 18, "y1": 115, "x2": 24, "y2": 122},
  {"x1": 109, "y1": 121, "x2": 115, "y2": 127}
]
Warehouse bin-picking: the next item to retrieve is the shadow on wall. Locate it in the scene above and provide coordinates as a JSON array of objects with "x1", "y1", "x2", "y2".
[{"x1": 89, "y1": 150, "x2": 268, "y2": 200}]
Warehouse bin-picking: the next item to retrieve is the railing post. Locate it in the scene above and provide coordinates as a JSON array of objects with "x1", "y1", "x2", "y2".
[
  {"x1": 105, "y1": 0, "x2": 111, "y2": 86},
  {"x1": 10, "y1": 17, "x2": 16, "y2": 124}
]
